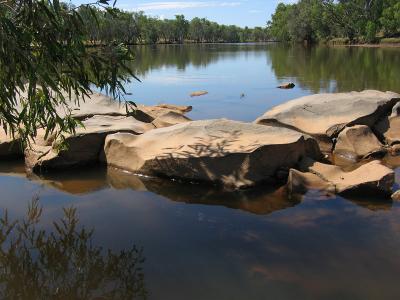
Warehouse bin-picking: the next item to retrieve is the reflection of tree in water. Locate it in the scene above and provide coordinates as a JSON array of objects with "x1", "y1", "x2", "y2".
[
  {"x1": 0, "y1": 197, "x2": 147, "y2": 300},
  {"x1": 268, "y1": 45, "x2": 400, "y2": 93},
  {"x1": 122, "y1": 43, "x2": 400, "y2": 93},
  {"x1": 130, "y1": 44, "x2": 271, "y2": 76}
]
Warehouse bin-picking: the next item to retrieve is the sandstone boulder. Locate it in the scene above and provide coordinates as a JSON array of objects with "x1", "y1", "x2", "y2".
[
  {"x1": 137, "y1": 105, "x2": 192, "y2": 128},
  {"x1": 291, "y1": 158, "x2": 394, "y2": 196},
  {"x1": 103, "y1": 119, "x2": 322, "y2": 189},
  {"x1": 25, "y1": 115, "x2": 154, "y2": 172},
  {"x1": 59, "y1": 93, "x2": 128, "y2": 119},
  {"x1": 389, "y1": 144, "x2": 400, "y2": 156},
  {"x1": 0, "y1": 130, "x2": 23, "y2": 158},
  {"x1": 255, "y1": 91, "x2": 400, "y2": 152},
  {"x1": 374, "y1": 116, "x2": 400, "y2": 146},
  {"x1": 333, "y1": 125, "x2": 385, "y2": 164},
  {"x1": 391, "y1": 190, "x2": 400, "y2": 201},
  {"x1": 287, "y1": 169, "x2": 335, "y2": 195},
  {"x1": 58, "y1": 93, "x2": 192, "y2": 126},
  {"x1": 152, "y1": 104, "x2": 192, "y2": 113},
  {"x1": 190, "y1": 91, "x2": 208, "y2": 97}
]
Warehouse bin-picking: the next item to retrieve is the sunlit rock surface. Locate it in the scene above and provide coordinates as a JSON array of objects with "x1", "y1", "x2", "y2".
[
  {"x1": 25, "y1": 115, "x2": 155, "y2": 172},
  {"x1": 0, "y1": 130, "x2": 22, "y2": 158},
  {"x1": 288, "y1": 158, "x2": 394, "y2": 196},
  {"x1": 287, "y1": 169, "x2": 336, "y2": 195},
  {"x1": 255, "y1": 90, "x2": 400, "y2": 152},
  {"x1": 23, "y1": 93, "x2": 192, "y2": 172},
  {"x1": 333, "y1": 125, "x2": 385, "y2": 163},
  {"x1": 103, "y1": 119, "x2": 322, "y2": 189}
]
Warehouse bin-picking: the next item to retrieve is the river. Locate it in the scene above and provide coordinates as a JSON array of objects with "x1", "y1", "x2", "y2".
[{"x1": 1, "y1": 44, "x2": 400, "y2": 299}]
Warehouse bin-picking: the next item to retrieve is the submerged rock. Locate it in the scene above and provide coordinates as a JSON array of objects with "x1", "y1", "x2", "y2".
[
  {"x1": 103, "y1": 119, "x2": 322, "y2": 189},
  {"x1": 255, "y1": 90, "x2": 400, "y2": 152},
  {"x1": 333, "y1": 125, "x2": 385, "y2": 163},
  {"x1": 288, "y1": 157, "x2": 394, "y2": 196}
]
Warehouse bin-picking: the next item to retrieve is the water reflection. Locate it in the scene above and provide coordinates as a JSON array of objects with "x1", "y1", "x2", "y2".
[
  {"x1": 0, "y1": 161, "x2": 394, "y2": 214},
  {"x1": 131, "y1": 44, "x2": 271, "y2": 76},
  {"x1": 0, "y1": 161, "x2": 298, "y2": 215},
  {"x1": 1, "y1": 162, "x2": 400, "y2": 299},
  {"x1": 130, "y1": 44, "x2": 400, "y2": 94},
  {"x1": 122, "y1": 44, "x2": 400, "y2": 122},
  {"x1": 0, "y1": 198, "x2": 146, "y2": 300},
  {"x1": 268, "y1": 45, "x2": 400, "y2": 93},
  {"x1": 107, "y1": 167, "x2": 297, "y2": 215}
]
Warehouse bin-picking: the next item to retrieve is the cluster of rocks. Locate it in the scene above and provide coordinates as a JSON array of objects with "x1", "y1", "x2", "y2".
[{"x1": 1, "y1": 90, "x2": 400, "y2": 199}]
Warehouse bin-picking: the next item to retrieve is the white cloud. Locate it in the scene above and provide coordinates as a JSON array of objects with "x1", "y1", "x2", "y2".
[
  {"x1": 249, "y1": 9, "x2": 263, "y2": 14},
  {"x1": 132, "y1": 1, "x2": 242, "y2": 11}
]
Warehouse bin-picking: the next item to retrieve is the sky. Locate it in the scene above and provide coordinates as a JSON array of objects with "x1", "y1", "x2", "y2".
[{"x1": 69, "y1": 0, "x2": 296, "y2": 28}]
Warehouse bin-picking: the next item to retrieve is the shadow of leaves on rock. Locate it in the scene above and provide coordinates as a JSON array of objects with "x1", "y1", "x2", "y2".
[{"x1": 151, "y1": 129, "x2": 268, "y2": 186}]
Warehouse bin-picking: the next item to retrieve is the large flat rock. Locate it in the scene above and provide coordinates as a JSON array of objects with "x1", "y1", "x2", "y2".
[
  {"x1": 25, "y1": 115, "x2": 154, "y2": 172},
  {"x1": 103, "y1": 119, "x2": 322, "y2": 189},
  {"x1": 255, "y1": 91, "x2": 400, "y2": 151},
  {"x1": 59, "y1": 93, "x2": 127, "y2": 119}
]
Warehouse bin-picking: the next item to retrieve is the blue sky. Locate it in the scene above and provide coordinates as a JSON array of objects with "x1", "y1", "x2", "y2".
[{"x1": 69, "y1": 0, "x2": 296, "y2": 27}]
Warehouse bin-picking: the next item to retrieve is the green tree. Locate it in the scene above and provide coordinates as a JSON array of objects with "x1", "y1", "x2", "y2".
[
  {"x1": 0, "y1": 0, "x2": 134, "y2": 145},
  {"x1": 174, "y1": 15, "x2": 189, "y2": 43},
  {"x1": 380, "y1": 1, "x2": 400, "y2": 36},
  {"x1": 269, "y1": 3, "x2": 294, "y2": 41}
]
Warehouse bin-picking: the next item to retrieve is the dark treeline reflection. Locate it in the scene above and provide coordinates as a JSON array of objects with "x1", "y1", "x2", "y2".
[
  {"x1": 130, "y1": 44, "x2": 400, "y2": 93},
  {"x1": 0, "y1": 198, "x2": 147, "y2": 300},
  {"x1": 268, "y1": 45, "x2": 400, "y2": 93},
  {"x1": 131, "y1": 43, "x2": 270, "y2": 75}
]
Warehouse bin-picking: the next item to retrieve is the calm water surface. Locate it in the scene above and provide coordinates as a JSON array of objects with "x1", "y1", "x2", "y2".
[
  {"x1": 2, "y1": 44, "x2": 400, "y2": 299},
  {"x1": 126, "y1": 43, "x2": 400, "y2": 121}
]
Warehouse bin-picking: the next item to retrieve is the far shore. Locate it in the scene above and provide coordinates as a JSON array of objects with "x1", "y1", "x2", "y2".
[
  {"x1": 87, "y1": 41, "x2": 400, "y2": 49},
  {"x1": 330, "y1": 43, "x2": 400, "y2": 48}
]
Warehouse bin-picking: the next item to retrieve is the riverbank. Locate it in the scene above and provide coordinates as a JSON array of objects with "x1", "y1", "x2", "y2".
[
  {"x1": 327, "y1": 37, "x2": 400, "y2": 48},
  {"x1": 330, "y1": 43, "x2": 400, "y2": 48}
]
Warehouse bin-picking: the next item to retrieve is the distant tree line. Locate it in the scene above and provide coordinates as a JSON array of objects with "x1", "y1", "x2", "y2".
[
  {"x1": 268, "y1": 0, "x2": 400, "y2": 43},
  {"x1": 76, "y1": 7, "x2": 270, "y2": 44}
]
